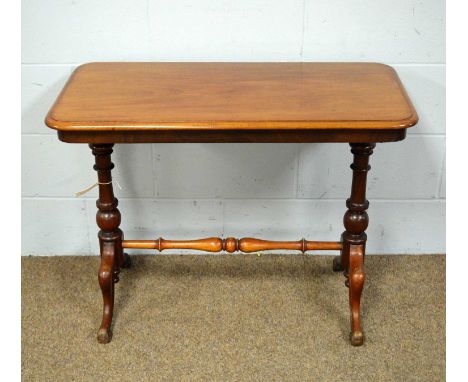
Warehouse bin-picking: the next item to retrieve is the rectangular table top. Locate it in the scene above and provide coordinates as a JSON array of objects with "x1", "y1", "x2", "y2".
[{"x1": 46, "y1": 62, "x2": 417, "y2": 130}]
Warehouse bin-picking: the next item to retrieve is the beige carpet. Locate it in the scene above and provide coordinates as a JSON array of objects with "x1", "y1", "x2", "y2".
[{"x1": 22, "y1": 254, "x2": 445, "y2": 381}]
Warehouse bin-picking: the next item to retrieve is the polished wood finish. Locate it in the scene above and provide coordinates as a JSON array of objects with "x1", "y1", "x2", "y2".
[
  {"x1": 349, "y1": 244, "x2": 365, "y2": 346},
  {"x1": 57, "y1": 128, "x2": 406, "y2": 144},
  {"x1": 238, "y1": 238, "x2": 341, "y2": 253},
  {"x1": 45, "y1": 62, "x2": 417, "y2": 347},
  {"x1": 46, "y1": 63, "x2": 417, "y2": 133},
  {"x1": 90, "y1": 143, "x2": 124, "y2": 344},
  {"x1": 122, "y1": 237, "x2": 342, "y2": 253},
  {"x1": 333, "y1": 142, "x2": 374, "y2": 345}
]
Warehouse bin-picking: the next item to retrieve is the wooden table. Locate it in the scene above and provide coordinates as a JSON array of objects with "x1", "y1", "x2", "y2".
[{"x1": 46, "y1": 62, "x2": 418, "y2": 346}]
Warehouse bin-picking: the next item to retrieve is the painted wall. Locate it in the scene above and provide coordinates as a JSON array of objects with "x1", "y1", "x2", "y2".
[{"x1": 22, "y1": 0, "x2": 445, "y2": 255}]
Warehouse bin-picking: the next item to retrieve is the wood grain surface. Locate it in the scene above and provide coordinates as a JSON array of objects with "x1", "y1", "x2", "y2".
[{"x1": 46, "y1": 62, "x2": 418, "y2": 131}]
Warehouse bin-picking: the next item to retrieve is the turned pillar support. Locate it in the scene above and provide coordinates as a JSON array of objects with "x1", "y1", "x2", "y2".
[
  {"x1": 334, "y1": 143, "x2": 375, "y2": 273},
  {"x1": 333, "y1": 142, "x2": 375, "y2": 346},
  {"x1": 90, "y1": 143, "x2": 127, "y2": 344}
]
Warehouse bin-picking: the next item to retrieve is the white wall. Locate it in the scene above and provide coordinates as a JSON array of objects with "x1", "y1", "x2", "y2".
[{"x1": 21, "y1": 0, "x2": 445, "y2": 255}]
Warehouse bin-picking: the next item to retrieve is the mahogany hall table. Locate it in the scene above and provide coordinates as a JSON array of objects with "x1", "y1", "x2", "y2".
[{"x1": 45, "y1": 62, "x2": 418, "y2": 346}]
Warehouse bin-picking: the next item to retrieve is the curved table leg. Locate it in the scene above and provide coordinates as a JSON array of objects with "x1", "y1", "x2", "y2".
[
  {"x1": 337, "y1": 143, "x2": 374, "y2": 345},
  {"x1": 90, "y1": 143, "x2": 123, "y2": 344},
  {"x1": 97, "y1": 241, "x2": 115, "y2": 343},
  {"x1": 349, "y1": 244, "x2": 365, "y2": 346}
]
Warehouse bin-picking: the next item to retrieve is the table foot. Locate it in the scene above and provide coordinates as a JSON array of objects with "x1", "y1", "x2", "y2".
[
  {"x1": 97, "y1": 328, "x2": 112, "y2": 344},
  {"x1": 332, "y1": 255, "x2": 343, "y2": 272},
  {"x1": 122, "y1": 253, "x2": 132, "y2": 269},
  {"x1": 350, "y1": 331, "x2": 364, "y2": 346}
]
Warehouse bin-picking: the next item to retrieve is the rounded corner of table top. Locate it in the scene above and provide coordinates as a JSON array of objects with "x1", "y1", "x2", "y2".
[
  {"x1": 72, "y1": 61, "x2": 104, "y2": 74},
  {"x1": 370, "y1": 62, "x2": 397, "y2": 72},
  {"x1": 44, "y1": 112, "x2": 61, "y2": 131},
  {"x1": 399, "y1": 112, "x2": 419, "y2": 129}
]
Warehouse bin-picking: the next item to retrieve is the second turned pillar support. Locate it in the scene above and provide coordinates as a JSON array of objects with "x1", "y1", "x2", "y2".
[
  {"x1": 334, "y1": 142, "x2": 375, "y2": 346},
  {"x1": 90, "y1": 143, "x2": 127, "y2": 344}
]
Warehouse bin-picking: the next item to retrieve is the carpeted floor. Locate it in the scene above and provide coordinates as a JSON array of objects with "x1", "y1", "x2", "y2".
[{"x1": 22, "y1": 254, "x2": 445, "y2": 381}]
